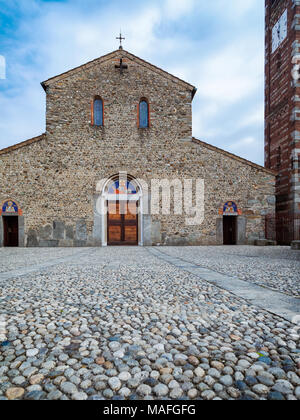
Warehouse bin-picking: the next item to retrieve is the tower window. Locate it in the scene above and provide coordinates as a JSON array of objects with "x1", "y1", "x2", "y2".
[
  {"x1": 92, "y1": 97, "x2": 104, "y2": 127},
  {"x1": 139, "y1": 99, "x2": 149, "y2": 128}
]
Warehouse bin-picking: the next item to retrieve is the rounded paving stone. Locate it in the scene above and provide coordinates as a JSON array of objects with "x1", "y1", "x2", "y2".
[
  {"x1": 137, "y1": 384, "x2": 152, "y2": 397},
  {"x1": 103, "y1": 389, "x2": 114, "y2": 399},
  {"x1": 170, "y1": 388, "x2": 183, "y2": 399},
  {"x1": 72, "y1": 392, "x2": 88, "y2": 400},
  {"x1": 61, "y1": 382, "x2": 77, "y2": 395},
  {"x1": 272, "y1": 380, "x2": 294, "y2": 395},
  {"x1": 220, "y1": 375, "x2": 233, "y2": 387},
  {"x1": 108, "y1": 377, "x2": 122, "y2": 392},
  {"x1": 47, "y1": 390, "x2": 63, "y2": 400},
  {"x1": 25, "y1": 391, "x2": 46, "y2": 400},
  {"x1": 252, "y1": 384, "x2": 269, "y2": 395},
  {"x1": 194, "y1": 367, "x2": 205, "y2": 379},
  {"x1": 235, "y1": 381, "x2": 247, "y2": 391},
  {"x1": 153, "y1": 384, "x2": 169, "y2": 397},
  {"x1": 26, "y1": 349, "x2": 39, "y2": 358},
  {"x1": 268, "y1": 391, "x2": 285, "y2": 401},
  {"x1": 245, "y1": 376, "x2": 258, "y2": 387},
  {"x1": 187, "y1": 388, "x2": 198, "y2": 399},
  {"x1": 201, "y1": 390, "x2": 215, "y2": 400},
  {"x1": 118, "y1": 371, "x2": 131, "y2": 382},
  {"x1": 6, "y1": 387, "x2": 25, "y2": 400}
]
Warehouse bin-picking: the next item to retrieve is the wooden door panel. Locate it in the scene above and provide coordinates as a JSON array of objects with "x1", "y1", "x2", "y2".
[
  {"x1": 108, "y1": 202, "x2": 121, "y2": 220},
  {"x1": 107, "y1": 201, "x2": 138, "y2": 245},
  {"x1": 124, "y1": 225, "x2": 137, "y2": 243},
  {"x1": 108, "y1": 225, "x2": 122, "y2": 243},
  {"x1": 125, "y1": 202, "x2": 137, "y2": 221},
  {"x1": 125, "y1": 213, "x2": 137, "y2": 222}
]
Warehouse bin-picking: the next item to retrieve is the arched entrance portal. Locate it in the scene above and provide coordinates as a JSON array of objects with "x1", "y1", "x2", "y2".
[
  {"x1": 222, "y1": 201, "x2": 240, "y2": 245},
  {"x1": 3, "y1": 216, "x2": 19, "y2": 247},
  {"x1": 0, "y1": 200, "x2": 25, "y2": 247},
  {"x1": 101, "y1": 174, "x2": 143, "y2": 246},
  {"x1": 223, "y1": 216, "x2": 237, "y2": 245}
]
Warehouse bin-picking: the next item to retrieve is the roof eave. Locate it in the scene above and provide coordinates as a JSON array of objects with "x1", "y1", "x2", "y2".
[
  {"x1": 192, "y1": 138, "x2": 277, "y2": 176},
  {"x1": 0, "y1": 134, "x2": 46, "y2": 156},
  {"x1": 192, "y1": 87, "x2": 197, "y2": 101}
]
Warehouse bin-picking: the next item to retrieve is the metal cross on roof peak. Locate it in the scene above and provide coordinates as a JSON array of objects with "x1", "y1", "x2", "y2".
[{"x1": 116, "y1": 32, "x2": 125, "y2": 50}]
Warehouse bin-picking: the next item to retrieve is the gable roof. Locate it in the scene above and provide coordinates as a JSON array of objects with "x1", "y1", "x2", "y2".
[
  {"x1": 0, "y1": 134, "x2": 46, "y2": 156},
  {"x1": 41, "y1": 49, "x2": 197, "y2": 98},
  {"x1": 0, "y1": 134, "x2": 276, "y2": 178},
  {"x1": 192, "y1": 138, "x2": 276, "y2": 176}
]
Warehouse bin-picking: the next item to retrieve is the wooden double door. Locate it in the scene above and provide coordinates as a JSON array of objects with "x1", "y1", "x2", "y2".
[
  {"x1": 3, "y1": 216, "x2": 19, "y2": 247},
  {"x1": 107, "y1": 201, "x2": 138, "y2": 246}
]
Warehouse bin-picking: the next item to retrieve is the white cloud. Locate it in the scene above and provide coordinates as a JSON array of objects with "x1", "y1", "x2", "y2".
[
  {"x1": 26, "y1": 4, "x2": 163, "y2": 80},
  {"x1": 237, "y1": 104, "x2": 264, "y2": 130},
  {"x1": 228, "y1": 136, "x2": 257, "y2": 151},
  {"x1": 0, "y1": 82, "x2": 45, "y2": 149},
  {"x1": 204, "y1": 0, "x2": 260, "y2": 21},
  {"x1": 167, "y1": 30, "x2": 265, "y2": 165},
  {"x1": 193, "y1": 40, "x2": 263, "y2": 105},
  {"x1": 0, "y1": 55, "x2": 5, "y2": 79},
  {"x1": 227, "y1": 135, "x2": 264, "y2": 166},
  {"x1": 163, "y1": 0, "x2": 196, "y2": 20}
]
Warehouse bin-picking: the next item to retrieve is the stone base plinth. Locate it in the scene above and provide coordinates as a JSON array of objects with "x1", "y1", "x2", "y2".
[
  {"x1": 254, "y1": 239, "x2": 268, "y2": 246},
  {"x1": 291, "y1": 241, "x2": 300, "y2": 250}
]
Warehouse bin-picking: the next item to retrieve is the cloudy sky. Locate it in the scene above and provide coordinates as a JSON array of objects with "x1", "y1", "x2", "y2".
[{"x1": 0, "y1": 0, "x2": 265, "y2": 164}]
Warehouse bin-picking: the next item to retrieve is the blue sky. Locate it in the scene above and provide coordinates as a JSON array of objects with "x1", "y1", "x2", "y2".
[{"x1": 0, "y1": 0, "x2": 265, "y2": 164}]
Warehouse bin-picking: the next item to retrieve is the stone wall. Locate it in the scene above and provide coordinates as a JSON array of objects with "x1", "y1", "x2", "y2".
[{"x1": 0, "y1": 49, "x2": 276, "y2": 246}]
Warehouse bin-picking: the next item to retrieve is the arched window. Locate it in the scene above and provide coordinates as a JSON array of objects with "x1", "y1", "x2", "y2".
[
  {"x1": 108, "y1": 179, "x2": 138, "y2": 195},
  {"x1": 92, "y1": 97, "x2": 103, "y2": 126},
  {"x1": 139, "y1": 99, "x2": 149, "y2": 128}
]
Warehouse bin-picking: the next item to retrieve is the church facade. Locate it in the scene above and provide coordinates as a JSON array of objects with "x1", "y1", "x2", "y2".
[{"x1": 0, "y1": 49, "x2": 276, "y2": 247}]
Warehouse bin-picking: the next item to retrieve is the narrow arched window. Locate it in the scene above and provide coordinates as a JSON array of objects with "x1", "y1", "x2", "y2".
[
  {"x1": 93, "y1": 97, "x2": 103, "y2": 126},
  {"x1": 139, "y1": 99, "x2": 149, "y2": 128}
]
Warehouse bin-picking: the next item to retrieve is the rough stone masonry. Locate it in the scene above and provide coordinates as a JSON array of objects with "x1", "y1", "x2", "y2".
[{"x1": 0, "y1": 49, "x2": 276, "y2": 247}]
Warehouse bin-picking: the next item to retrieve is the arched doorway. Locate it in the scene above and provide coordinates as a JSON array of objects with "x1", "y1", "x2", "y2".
[
  {"x1": 3, "y1": 216, "x2": 19, "y2": 247},
  {"x1": 0, "y1": 200, "x2": 24, "y2": 247},
  {"x1": 100, "y1": 174, "x2": 143, "y2": 246},
  {"x1": 223, "y1": 216, "x2": 237, "y2": 245},
  {"x1": 222, "y1": 201, "x2": 239, "y2": 245}
]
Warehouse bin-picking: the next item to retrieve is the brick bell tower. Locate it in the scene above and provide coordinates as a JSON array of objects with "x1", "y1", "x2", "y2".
[{"x1": 265, "y1": 0, "x2": 300, "y2": 244}]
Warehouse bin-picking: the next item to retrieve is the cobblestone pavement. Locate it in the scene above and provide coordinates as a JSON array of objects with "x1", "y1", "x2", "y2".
[
  {"x1": 0, "y1": 247, "x2": 299, "y2": 401},
  {"x1": 0, "y1": 248, "x2": 82, "y2": 274},
  {"x1": 159, "y1": 246, "x2": 300, "y2": 298}
]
